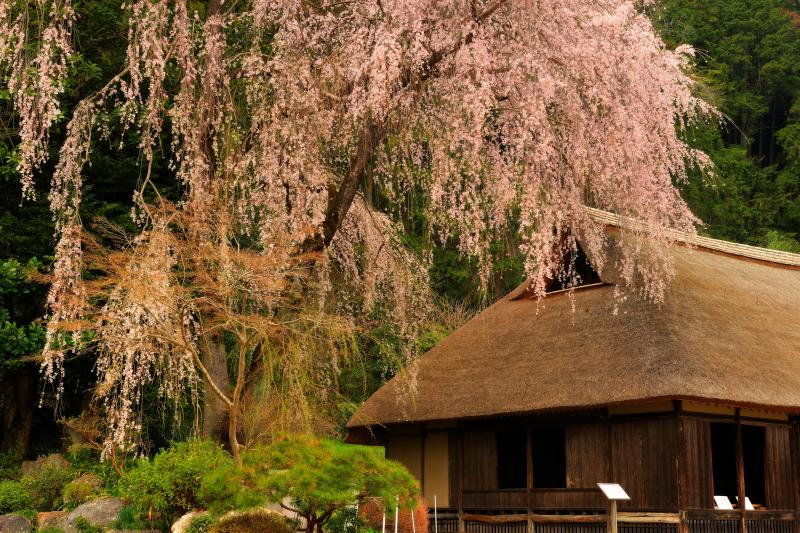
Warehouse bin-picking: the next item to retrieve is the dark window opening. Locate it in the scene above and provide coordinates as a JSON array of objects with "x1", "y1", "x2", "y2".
[
  {"x1": 710, "y1": 423, "x2": 738, "y2": 502},
  {"x1": 497, "y1": 430, "x2": 527, "y2": 489},
  {"x1": 547, "y1": 245, "x2": 601, "y2": 292},
  {"x1": 742, "y1": 425, "x2": 766, "y2": 507},
  {"x1": 532, "y1": 427, "x2": 566, "y2": 488}
]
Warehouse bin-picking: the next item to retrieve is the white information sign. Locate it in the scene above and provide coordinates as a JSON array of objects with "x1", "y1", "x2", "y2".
[
  {"x1": 714, "y1": 495, "x2": 734, "y2": 510},
  {"x1": 736, "y1": 496, "x2": 755, "y2": 511},
  {"x1": 597, "y1": 483, "x2": 631, "y2": 501}
]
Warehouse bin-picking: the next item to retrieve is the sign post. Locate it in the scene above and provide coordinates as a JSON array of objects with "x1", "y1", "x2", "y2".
[{"x1": 597, "y1": 483, "x2": 630, "y2": 533}]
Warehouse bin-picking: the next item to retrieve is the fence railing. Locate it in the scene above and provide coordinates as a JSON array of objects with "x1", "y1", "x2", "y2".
[{"x1": 429, "y1": 510, "x2": 796, "y2": 533}]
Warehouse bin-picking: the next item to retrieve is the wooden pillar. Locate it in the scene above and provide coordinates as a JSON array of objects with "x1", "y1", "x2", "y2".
[
  {"x1": 607, "y1": 499, "x2": 618, "y2": 533},
  {"x1": 790, "y1": 419, "x2": 800, "y2": 533},
  {"x1": 421, "y1": 428, "x2": 427, "y2": 496},
  {"x1": 675, "y1": 401, "x2": 689, "y2": 533},
  {"x1": 606, "y1": 408, "x2": 614, "y2": 481},
  {"x1": 736, "y1": 409, "x2": 747, "y2": 533},
  {"x1": 527, "y1": 427, "x2": 534, "y2": 533},
  {"x1": 458, "y1": 429, "x2": 465, "y2": 533}
]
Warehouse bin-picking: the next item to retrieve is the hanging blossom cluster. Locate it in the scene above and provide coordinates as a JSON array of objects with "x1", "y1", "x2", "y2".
[
  {"x1": 9, "y1": 0, "x2": 716, "y2": 449},
  {"x1": 0, "y1": 0, "x2": 75, "y2": 198},
  {"x1": 328, "y1": 195, "x2": 435, "y2": 353},
  {"x1": 91, "y1": 227, "x2": 200, "y2": 457}
]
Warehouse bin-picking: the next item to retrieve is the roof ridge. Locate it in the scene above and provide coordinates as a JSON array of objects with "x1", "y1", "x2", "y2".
[{"x1": 586, "y1": 207, "x2": 800, "y2": 267}]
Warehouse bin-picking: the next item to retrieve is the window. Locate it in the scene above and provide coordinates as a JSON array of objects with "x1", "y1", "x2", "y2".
[
  {"x1": 710, "y1": 422, "x2": 767, "y2": 509},
  {"x1": 710, "y1": 423, "x2": 738, "y2": 501},
  {"x1": 532, "y1": 427, "x2": 566, "y2": 488},
  {"x1": 497, "y1": 430, "x2": 527, "y2": 489},
  {"x1": 742, "y1": 425, "x2": 766, "y2": 507}
]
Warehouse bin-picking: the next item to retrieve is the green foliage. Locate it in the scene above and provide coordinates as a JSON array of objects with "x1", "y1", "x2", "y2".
[
  {"x1": 66, "y1": 445, "x2": 120, "y2": 492},
  {"x1": 119, "y1": 439, "x2": 234, "y2": 516},
  {"x1": 0, "y1": 259, "x2": 46, "y2": 379},
  {"x1": 186, "y1": 514, "x2": 216, "y2": 533},
  {"x1": 62, "y1": 476, "x2": 99, "y2": 508},
  {"x1": 73, "y1": 516, "x2": 103, "y2": 533},
  {"x1": 37, "y1": 528, "x2": 67, "y2": 533},
  {"x1": 210, "y1": 509, "x2": 294, "y2": 533},
  {"x1": 201, "y1": 435, "x2": 419, "y2": 532},
  {"x1": 0, "y1": 452, "x2": 22, "y2": 479},
  {"x1": 0, "y1": 479, "x2": 32, "y2": 513},
  {"x1": 21, "y1": 465, "x2": 75, "y2": 511},
  {"x1": 655, "y1": 0, "x2": 800, "y2": 249},
  {"x1": 327, "y1": 505, "x2": 365, "y2": 533},
  {"x1": 111, "y1": 504, "x2": 167, "y2": 531}
]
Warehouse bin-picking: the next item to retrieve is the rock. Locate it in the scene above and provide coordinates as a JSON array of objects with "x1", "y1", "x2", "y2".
[
  {"x1": 63, "y1": 496, "x2": 126, "y2": 533},
  {"x1": 172, "y1": 510, "x2": 209, "y2": 533},
  {"x1": 0, "y1": 513, "x2": 32, "y2": 533},
  {"x1": 20, "y1": 453, "x2": 71, "y2": 477},
  {"x1": 38, "y1": 510, "x2": 69, "y2": 529}
]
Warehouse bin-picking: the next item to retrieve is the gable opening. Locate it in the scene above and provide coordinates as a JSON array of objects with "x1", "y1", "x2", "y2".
[{"x1": 547, "y1": 244, "x2": 602, "y2": 293}]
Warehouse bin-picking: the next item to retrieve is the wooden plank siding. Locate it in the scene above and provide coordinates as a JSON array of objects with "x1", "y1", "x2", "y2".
[
  {"x1": 765, "y1": 425, "x2": 795, "y2": 510},
  {"x1": 611, "y1": 418, "x2": 679, "y2": 510},
  {"x1": 421, "y1": 410, "x2": 799, "y2": 530},
  {"x1": 463, "y1": 430, "x2": 498, "y2": 490},
  {"x1": 567, "y1": 422, "x2": 610, "y2": 489},
  {"x1": 682, "y1": 418, "x2": 714, "y2": 509}
]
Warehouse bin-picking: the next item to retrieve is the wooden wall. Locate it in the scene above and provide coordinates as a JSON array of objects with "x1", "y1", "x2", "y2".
[
  {"x1": 566, "y1": 422, "x2": 609, "y2": 488},
  {"x1": 765, "y1": 425, "x2": 794, "y2": 510},
  {"x1": 391, "y1": 407, "x2": 798, "y2": 515},
  {"x1": 611, "y1": 417, "x2": 678, "y2": 510},
  {"x1": 463, "y1": 430, "x2": 498, "y2": 490},
  {"x1": 682, "y1": 417, "x2": 714, "y2": 509}
]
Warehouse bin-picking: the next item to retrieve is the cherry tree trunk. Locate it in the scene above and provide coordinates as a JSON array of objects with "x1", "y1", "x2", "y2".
[{"x1": 200, "y1": 337, "x2": 231, "y2": 444}]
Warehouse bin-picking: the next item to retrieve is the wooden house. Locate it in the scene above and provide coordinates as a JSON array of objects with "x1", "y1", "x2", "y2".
[{"x1": 346, "y1": 210, "x2": 800, "y2": 533}]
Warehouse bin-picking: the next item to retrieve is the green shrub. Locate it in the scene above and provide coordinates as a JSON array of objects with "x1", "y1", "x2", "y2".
[
  {"x1": 21, "y1": 465, "x2": 74, "y2": 511},
  {"x1": 66, "y1": 445, "x2": 100, "y2": 472},
  {"x1": 0, "y1": 479, "x2": 32, "y2": 513},
  {"x1": 66, "y1": 444, "x2": 120, "y2": 490},
  {"x1": 186, "y1": 514, "x2": 215, "y2": 533},
  {"x1": 119, "y1": 439, "x2": 234, "y2": 516},
  {"x1": 62, "y1": 475, "x2": 100, "y2": 508},
  {"x1": 200, "y1": 435, "x2": 419, "y2": 533},
  {"x1": 37, "y1": 528, "x2": 66, "y2": 533},
  {"x1": 0, "y1": 451, "x2": 22, "y2": 479},
  {"x1": 211, "y1": 509, "x2": 294, "y2": 533},
  {"x1": 111, "y1": 504, "x2": 167, "y2": 531},
  {"x1": 74, "y1": 516, "x2": 103, "y2": 533}
]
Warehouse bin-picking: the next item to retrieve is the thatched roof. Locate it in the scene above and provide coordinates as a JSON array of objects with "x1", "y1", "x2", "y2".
[{"x1": 347, "y1": 216, "x2": 800, "y2": 428}]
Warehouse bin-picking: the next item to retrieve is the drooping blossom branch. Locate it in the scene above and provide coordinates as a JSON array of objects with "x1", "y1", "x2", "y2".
[
  {"x1": 7, "y1": 0, "x2": 718, "y2": 452},
  {"x1": 0, "y1": 0, "x2": 74, "y2": 198}
]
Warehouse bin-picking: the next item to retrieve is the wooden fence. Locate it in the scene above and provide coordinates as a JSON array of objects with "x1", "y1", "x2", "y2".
[{"x1": 429, "y1": 511, "x2": 796, "y2": 533}]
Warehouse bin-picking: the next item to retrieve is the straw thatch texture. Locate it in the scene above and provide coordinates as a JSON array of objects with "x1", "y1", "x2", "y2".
[{"x1": 348, "y1": 240, "x2": 800, "y2": 428}]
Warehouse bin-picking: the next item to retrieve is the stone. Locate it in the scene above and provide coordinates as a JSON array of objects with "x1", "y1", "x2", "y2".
[
  {"x1": 37, "y1": 510, "x2": 68, "y2": 529},
  {"x1": 0, "y1": 513, "x2": 32, "y2": 533},
  {"x1": 63, "y1": 496, "x2": 126, "y2": 533},
  {"x1": 20, "y1": 453, "x2": 71, "y2": 477},
  {"x1": 171, "y1": 510, "x2": 209, "y2": 533}
]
